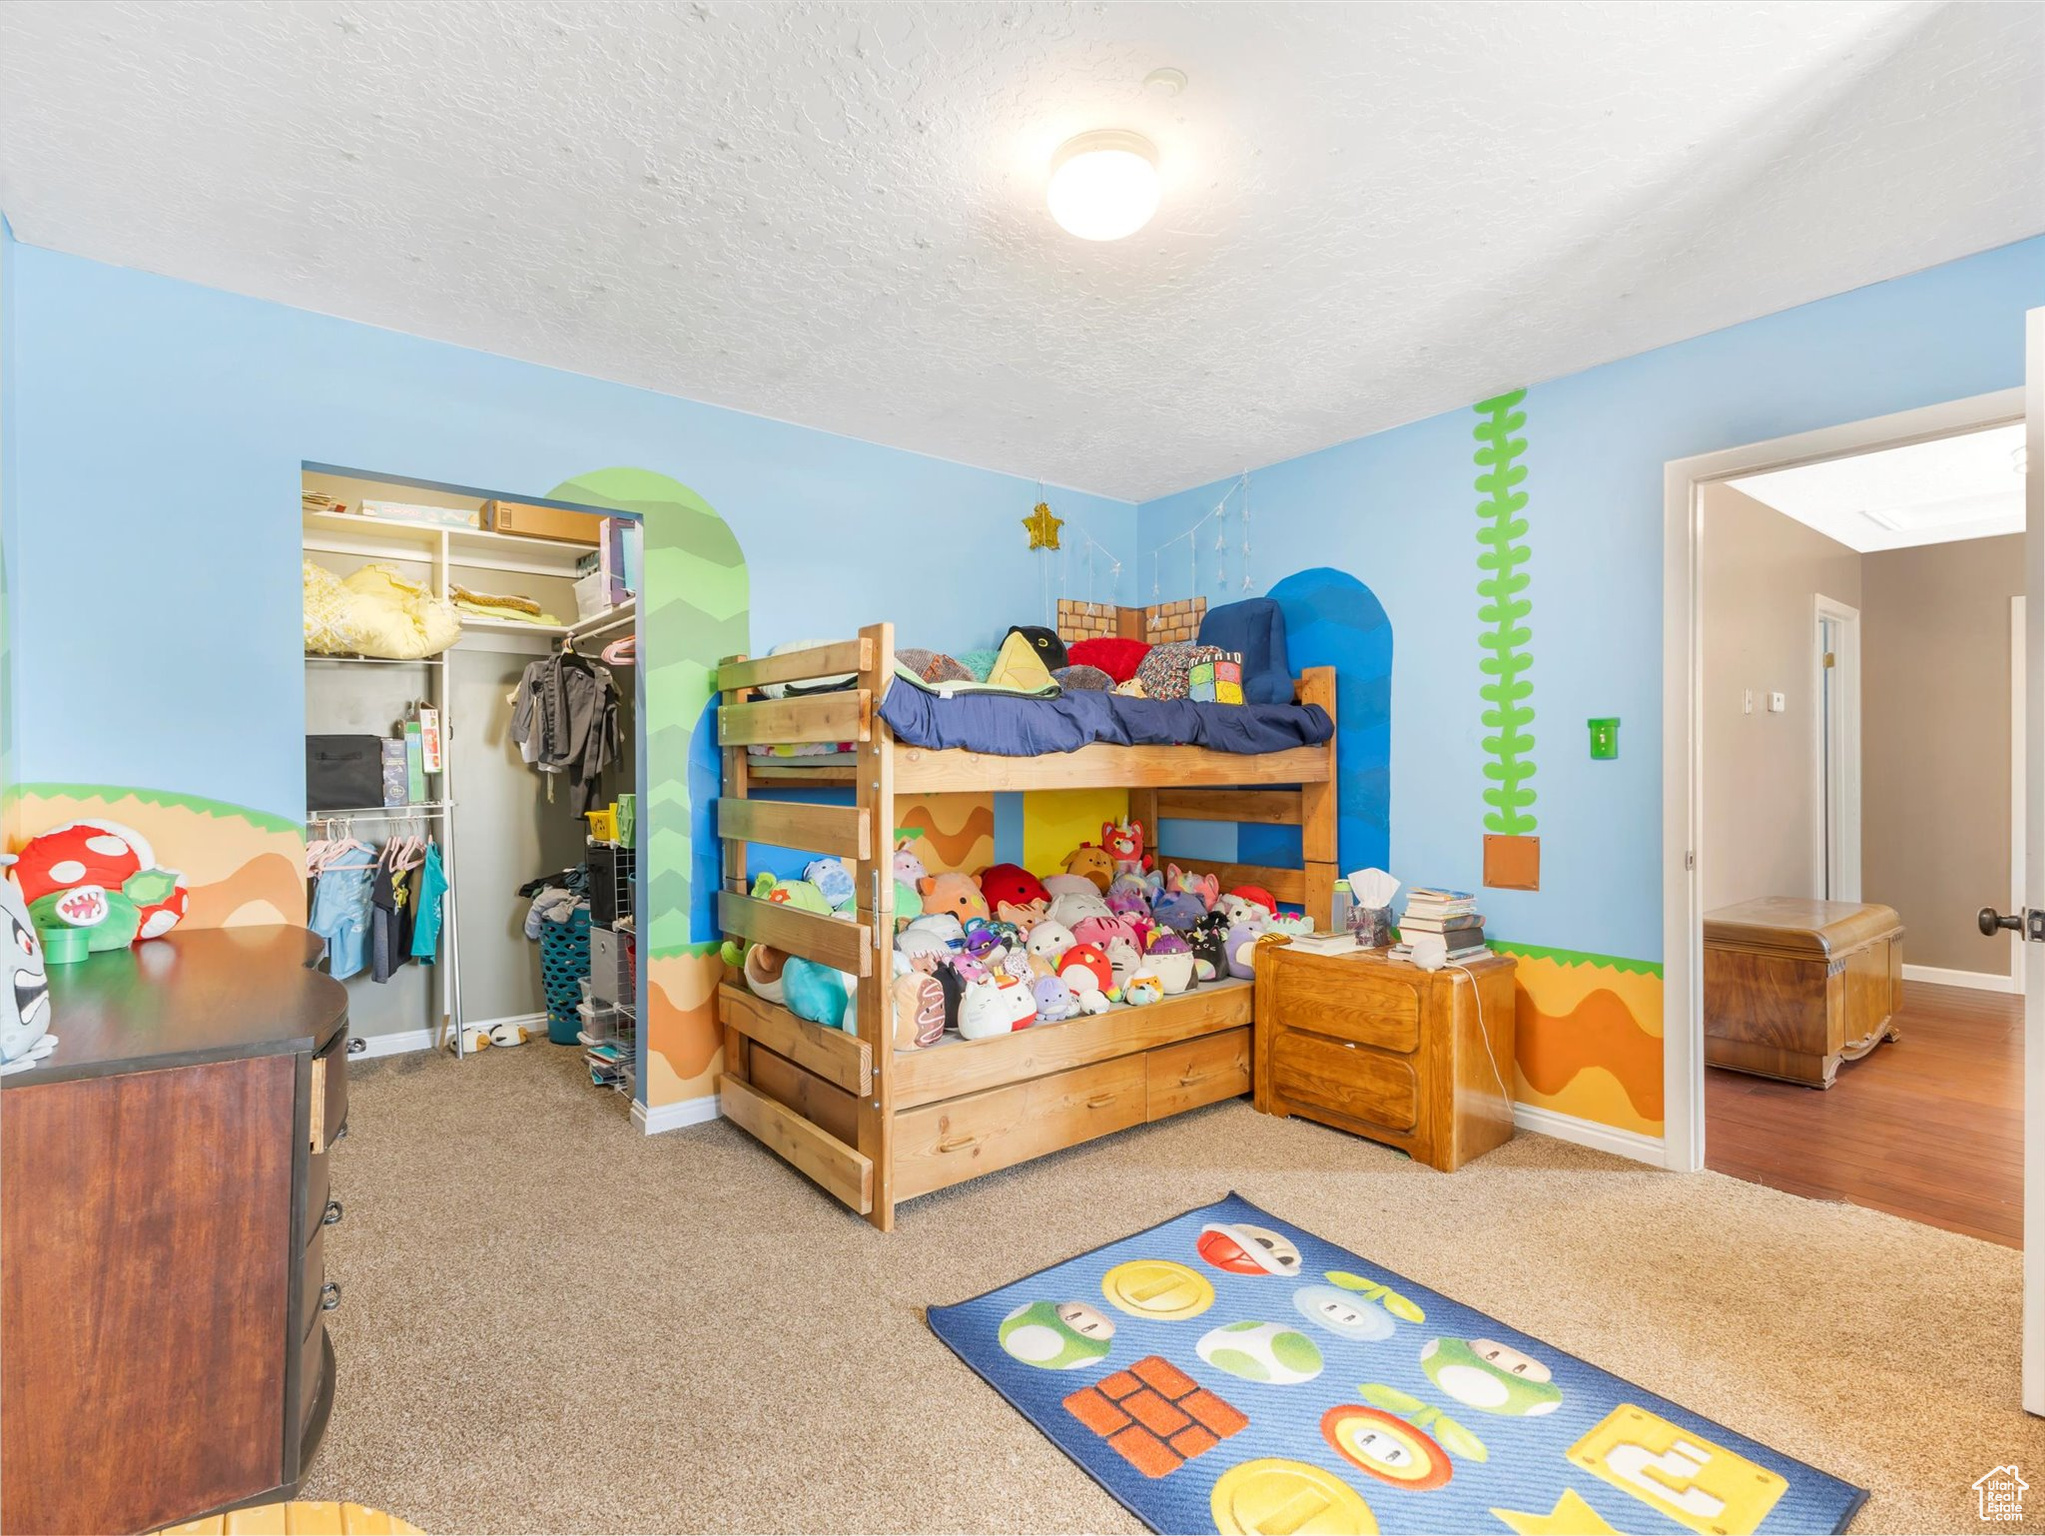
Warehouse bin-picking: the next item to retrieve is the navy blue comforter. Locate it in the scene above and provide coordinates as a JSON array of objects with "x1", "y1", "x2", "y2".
[{"x1": 877, "y1": 681, "x2": 1332, "y2": 756}]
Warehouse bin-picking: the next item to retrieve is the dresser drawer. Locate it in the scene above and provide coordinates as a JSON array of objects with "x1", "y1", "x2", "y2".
[
  {"x1": 306, "y1": 1149, "x2": 331, "y2": 1249},
  {"x1": 1271, "y1": 961, "x2": 1421, "y2": 1053},
  {"x1": 894, "y1": 1055, "x2": 1147, "y2": 1200},
  {"x1": 298, "y1": 1316, "x2": 326, "y2": 1428},
  {"x1": 299, "y1": 1224, "x2": 327, "y2": 1340},
  {"x1": 1270, "y1": 1028, "x2": 1419, "y2": 1133},
  {"x1": 310, "y1": 1035, "x2": 349, "y2": 1154},
  {"x1": 1146, "y1": 1027, "x2": 1250, "y2": 1120}
]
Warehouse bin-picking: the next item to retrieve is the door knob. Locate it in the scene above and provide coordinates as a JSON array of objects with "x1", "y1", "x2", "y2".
[{"x1": 1979, "y1": 907, "x2": 2022, "y2": 936}]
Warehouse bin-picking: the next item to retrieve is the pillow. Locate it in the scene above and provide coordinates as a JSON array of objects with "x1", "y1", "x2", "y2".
[
  {"x1": 1004, "y1": 625, "x2": 1069, "y2": 671},
  {"x1": 1053, "y1": 664, "x2": 1114, "y2": 692},
  {"x1": 1068, "y1": 636, "x2": 1150, "y2": 684},
  {"x1": 985, "y1": 629, "x2": 1057, "y2": 693},
  {"x1": 897, "y1": 647, "x2": 975, "y2": 685},
  {"x1": 1135, "y1": 642, "x2": 1232, "y2": 702},
  {"x1": 1197, "y1": 598, "x2": 1292, "y2": 704}
]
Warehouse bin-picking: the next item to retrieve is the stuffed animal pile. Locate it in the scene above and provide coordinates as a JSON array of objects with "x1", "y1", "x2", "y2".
[{"x1": 722, "y1": 818, "x2": 1316, "y2": 1051}]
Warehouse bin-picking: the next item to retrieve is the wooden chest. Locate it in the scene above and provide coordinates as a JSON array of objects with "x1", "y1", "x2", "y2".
[
  {"x1": 1252, "y1": 943, "x2": 1517, "y2": 1171},
  {"x1": 1703, "y1": 897, "x2": 1903, "y2": 1088}
]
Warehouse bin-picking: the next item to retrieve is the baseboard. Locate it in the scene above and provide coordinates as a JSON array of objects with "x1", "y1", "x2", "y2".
[
  {"x1": 348, "y1": 1012, "x2": 548, "y2": 1059},
  {"x1": 632, "y1": 1093, "x2": 721, "y2": 1135},
  {"x1": 1901, "y1": 963, "x2": 2015, "y2": 994},
  {"x1": 1511, "y1": 1103, "x2": 1665, "y2": 1167},
  {"x1": 348, "y1": 1028, "x2": 436, "y2": 1059}
]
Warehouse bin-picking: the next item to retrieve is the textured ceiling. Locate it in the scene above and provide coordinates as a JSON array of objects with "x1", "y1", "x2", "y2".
[
  {"x1": 1, "y1": 2, "x2": 2040, "y2": 501},
  {"x1": 1731, "y1": 423, "x2": 2026, "y2": 552}
]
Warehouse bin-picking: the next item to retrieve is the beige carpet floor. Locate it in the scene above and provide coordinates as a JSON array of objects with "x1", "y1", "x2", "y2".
[{"x1": 303, "y1": 1042, "x2": 2042, "y2": 1534}]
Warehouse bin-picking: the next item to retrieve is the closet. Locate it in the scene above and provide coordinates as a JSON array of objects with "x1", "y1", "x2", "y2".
[{"x1": 300, "y1": 468, "x2": 642, "y2": 1105}]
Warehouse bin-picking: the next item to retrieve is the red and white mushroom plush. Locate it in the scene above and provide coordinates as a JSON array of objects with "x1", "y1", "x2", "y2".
[{"x1": 13, "y1": 820, "x2": 190, "y2": 947}]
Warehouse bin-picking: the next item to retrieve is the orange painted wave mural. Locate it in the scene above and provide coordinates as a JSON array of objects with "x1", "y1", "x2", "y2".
[
  {"x1": 1499, "y1": 946, "x2": 1664, "y2": 1138},
  {"x1": 646, "y1": 945, "x2": 725, "y2": 1107},
  {"x1": 897, "y1": 793, "x2": 994, "y2": 875}
]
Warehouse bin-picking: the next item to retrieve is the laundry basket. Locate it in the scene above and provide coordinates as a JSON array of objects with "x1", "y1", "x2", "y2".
[{"x1": 539, "y1": 903, "x2": 593, "y2": 1045}]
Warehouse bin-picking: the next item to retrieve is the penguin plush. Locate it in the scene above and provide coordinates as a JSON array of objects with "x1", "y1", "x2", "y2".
[{"x1": 1004, "y1": 624, "x2": 1069, "y2": 672}]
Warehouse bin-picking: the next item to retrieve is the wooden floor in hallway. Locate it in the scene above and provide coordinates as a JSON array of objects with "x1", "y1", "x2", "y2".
[{"x1": 1705, "y1": 978, "x2": 2023, "y2": 1246}]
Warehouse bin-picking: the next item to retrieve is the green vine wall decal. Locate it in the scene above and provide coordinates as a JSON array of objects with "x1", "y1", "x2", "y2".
[{"x1": 1473, "y1": 389, "x2": 1537, "y2": 834}]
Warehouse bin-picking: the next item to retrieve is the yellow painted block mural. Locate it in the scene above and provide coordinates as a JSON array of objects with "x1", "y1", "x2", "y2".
[
  {"x1": 7, "y1": 783, "x2": 304, "y2": 929},
  {"x1": 1496, "y1": 945, "x2": 1663, "y2": 1139},
  {"x1": 1022, "y1": 788, "x2": 1130, "y2": 876}
]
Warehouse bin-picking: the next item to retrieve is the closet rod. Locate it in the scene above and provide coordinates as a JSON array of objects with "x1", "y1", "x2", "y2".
[{"x1": 305, "y1": 802, "x2": 455, "y2": 820}]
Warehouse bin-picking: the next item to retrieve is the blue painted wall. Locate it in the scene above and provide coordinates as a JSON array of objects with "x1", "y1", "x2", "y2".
[
  {"x1": 1140, "y1": 235, "x2": 2045, "y2": 963},
  {"x1": 2, "y1": 239, "x2": 1137, "y2": 819}
]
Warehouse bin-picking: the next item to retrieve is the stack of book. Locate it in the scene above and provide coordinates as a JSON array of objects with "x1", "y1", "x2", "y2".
[{"x1": 1393, "y1": 887, "x2": 1488, "y2": 962}]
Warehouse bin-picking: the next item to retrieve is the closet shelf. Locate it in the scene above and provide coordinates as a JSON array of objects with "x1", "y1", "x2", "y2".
[
  {"x1": 306, "y1": 802, "x2": 454, "y2": 821},
  {"x1": 567, "y1": 598, "x2": 635, "y2": 643},
  {"x1": 459, "y1": 614, "x2": 572, "y2": 637},
  {"x1": 304, "y1": 653, "x2": 446, "y2": 666}
]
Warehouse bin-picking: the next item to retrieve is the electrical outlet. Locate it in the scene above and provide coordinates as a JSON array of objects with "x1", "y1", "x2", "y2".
[{"x1": 1768, "y1": 691, "x2": 1786, "y2": 713}]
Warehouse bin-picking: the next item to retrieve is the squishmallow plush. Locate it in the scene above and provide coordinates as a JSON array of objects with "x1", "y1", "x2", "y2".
[
  {"x1": 1057, "y1": 942, "x2": 1113, "y2": 995},
  {"x1": 995, "y1": 898, "x2": 1050, "y2": 933},
  {"x1": 1048, "y1": 889, "x2": 1112, "y2": 929},
  {"x1": 893, "y1": 840, "x2": 929, "y2": 889},
  {"x1": 1144, "y1": 930, "x2": 1196, "y2": 994},
  {"x1": 979, "y1": 863, "x2": 1050, "y2": 913},
  {"x1": 1189, "y1": 912, "x2": 1231, "y2": 980},
  {"x1": 1042, "y1": 874, "x2": 1100, "y2": 900},
  {"x1": 1031, "y1": 974, "x2": 1079, "y2": 1023},
  {"x1": 1166, "y1": 863, "x2": 1219, "y2": 912},
  {"x1": 1101, "y1": 818, "x2": 1149, "y2": 876},
  {"x1": 1025, "y1": 920, "x2": 1076, "y2": 977},
  {"x1": 1122, "y1": 976, "x2": 1162, "y2": 1006},
  {"x1": 1151, "y1": 889, "x2": 1207, "y2": 933},
  {"x1": 891, "y1": 972, "x2": 947, "y2": 1050},
  {"x1": 918, "y1": 872, "x2": 989, "y2": 926},
  {"x1": 782, "y1": 958, "x2": 850, "y2": 1031},
  {"x1": 995, "y1": 973, "x2": 1038, "y2": 1031},
  {"x1": 1219, "y1": 885, "x2": 1278, "y2": 925},
  {"x1": 1225, "y1": 922, "x2": 1264, "y2": 980},
  {"x1": 1105, "y1": 935, "x2": 1144, "y2": 995},
  {"x1": 956, "y1": 976, "x2": 1009, "y2": 1040},
  {"x1": 1062, "y1": 843, "x2": 1116, "y2": 893}
]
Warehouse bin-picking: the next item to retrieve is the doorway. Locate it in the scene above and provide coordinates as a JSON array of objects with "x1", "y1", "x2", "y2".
[{"x1": 1668, "y1": 391, "x2": 2029, "y2": 1209}]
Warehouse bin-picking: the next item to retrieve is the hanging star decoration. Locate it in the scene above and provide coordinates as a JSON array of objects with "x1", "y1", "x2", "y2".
[
  {"x1": 1023, "y1": 500, "x2": 1064, "y2": 551},
  {"x1": 1489, "y1": 1490, "x2": 1622, "y2": 1535}
]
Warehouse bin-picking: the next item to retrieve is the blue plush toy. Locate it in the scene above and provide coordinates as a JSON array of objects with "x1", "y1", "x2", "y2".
[
  {"x1": 782, "y1": 957, "x2": 851, "y2": 1031},
  {"x1": 803, "y1": 856, "x2": 857, "y2": 913}
]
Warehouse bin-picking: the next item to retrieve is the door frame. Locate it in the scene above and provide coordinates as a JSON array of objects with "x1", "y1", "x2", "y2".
[
  {"x1": 1660, "y1": 385, "x2": 2025, "y2": 1176},
  {"x1": 2013, "y1": 595, "x2": 2029, "y2": 996},
  {"x1": 1811, "y1": 593, "x2": 1862, "y2": 903}
]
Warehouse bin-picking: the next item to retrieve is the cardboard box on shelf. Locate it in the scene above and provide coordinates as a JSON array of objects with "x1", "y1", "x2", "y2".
[{"x1": 481, "y1": 500, "x2": 604, "y2": 546}]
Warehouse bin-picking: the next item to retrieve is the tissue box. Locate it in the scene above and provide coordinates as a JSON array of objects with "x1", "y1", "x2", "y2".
[{"x1": 1189, "y1": 658, "x2": 1243, "y2": 704}]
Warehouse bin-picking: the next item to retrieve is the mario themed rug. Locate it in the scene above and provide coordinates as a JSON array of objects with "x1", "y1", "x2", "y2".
[{"x1": 927, "y1": 1193, "x2": 1865, "y2": 1535}]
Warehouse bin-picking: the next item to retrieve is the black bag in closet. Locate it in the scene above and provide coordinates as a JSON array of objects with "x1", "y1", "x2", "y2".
[{"x1": 306, "y1": 734, "x2": 386, "y2": 812}]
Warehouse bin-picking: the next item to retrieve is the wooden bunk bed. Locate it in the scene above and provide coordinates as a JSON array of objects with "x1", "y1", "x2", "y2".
[{"x1": 713, "y1": 622, "x2": 1336, "y2": 1231}]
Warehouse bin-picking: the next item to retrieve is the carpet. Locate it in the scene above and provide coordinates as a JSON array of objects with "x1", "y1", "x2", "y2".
[{"x1": 929, "y1": 1192, "x2": 1866, "y2": 1536}]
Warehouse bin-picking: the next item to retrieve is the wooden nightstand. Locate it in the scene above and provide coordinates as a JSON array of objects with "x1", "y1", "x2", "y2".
[{"x1": 1252, "y1": 942, "x2": 1517, "y2": 1171}]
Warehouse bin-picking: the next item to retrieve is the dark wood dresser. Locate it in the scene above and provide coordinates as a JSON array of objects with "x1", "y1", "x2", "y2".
[
  {"x1": 1, "y1": 925, "x2": 351, "y2": 1536},
  {"x1": 1253, "y1": 943, "x2": 1518, "y2": 1171}
]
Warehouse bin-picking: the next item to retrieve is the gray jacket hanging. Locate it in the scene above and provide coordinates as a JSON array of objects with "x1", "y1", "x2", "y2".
[{"x1": 510, "y1": 651, "x2": 619, "y2": 816}]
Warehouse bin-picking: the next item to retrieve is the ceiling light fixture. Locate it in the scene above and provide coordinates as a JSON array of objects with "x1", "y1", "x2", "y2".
[{"x1": 1047, "y1": 130, "x2": 1159, "y2": 242}]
